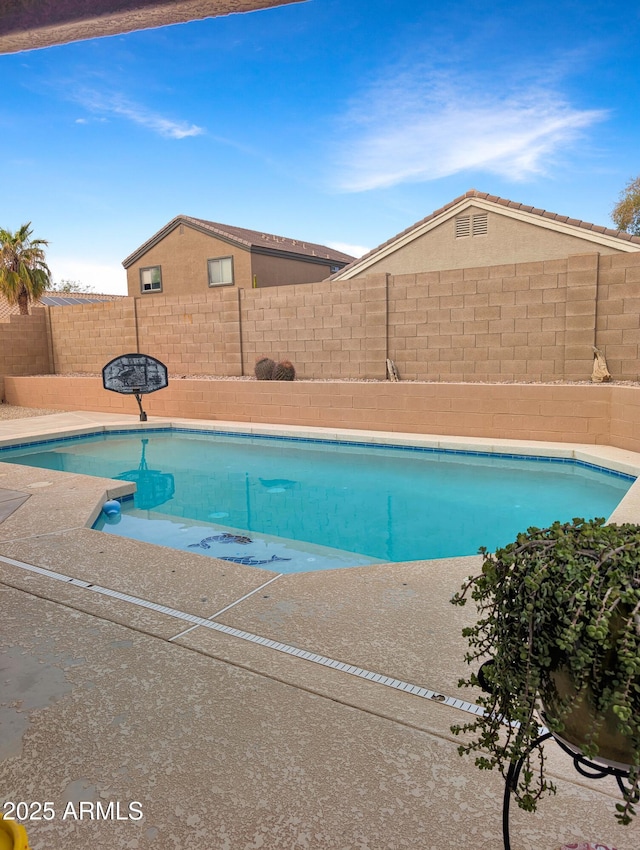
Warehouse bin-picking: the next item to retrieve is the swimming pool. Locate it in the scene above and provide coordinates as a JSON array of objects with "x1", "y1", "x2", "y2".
[{"x1": 0, "y1": 427, "x2": 634, "y2": 573}]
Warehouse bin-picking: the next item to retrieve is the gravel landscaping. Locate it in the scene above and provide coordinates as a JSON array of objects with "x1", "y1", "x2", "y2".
[{"x1": 0, "y1": 404, "x2": 61, "y2": 420}]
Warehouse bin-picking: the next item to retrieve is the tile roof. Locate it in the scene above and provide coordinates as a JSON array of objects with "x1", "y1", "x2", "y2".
[
  {"x1": 123, "y1": 215, "x2": 355, "y2": 268},
  {"x1": 459, "y1": 190, "x2": 640, "y2": 244},
  {"x1": 186, "y1": 216, "x2": 356, "y2": 263},
  {"x1": 333, "y1": 189, "x2": 640, "y2": 277}
]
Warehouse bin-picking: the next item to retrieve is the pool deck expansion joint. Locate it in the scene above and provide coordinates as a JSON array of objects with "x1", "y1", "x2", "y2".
[{"x1": 0, "y1": 551, "x2": 483, "y2": 720}]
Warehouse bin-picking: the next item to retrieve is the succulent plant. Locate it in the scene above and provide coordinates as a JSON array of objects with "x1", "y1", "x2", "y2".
[
  {"x1": 254, "y1": 357, "x2": 275, "y2": 380},
  {"x1": 451, "y1": 517, "x2": 640, "y2": 824},
  {"x1": 273, "y1": 359, "x2": 296, "y2": 381}
]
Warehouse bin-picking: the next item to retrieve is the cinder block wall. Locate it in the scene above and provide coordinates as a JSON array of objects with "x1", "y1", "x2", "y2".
[
  {"x1": 388, "y1": 260, "x2": 570, "y2": 381},
  {"x1": 0, "y1": 310, "x2": 52, "y2": 400},
  {"x1": 48, "y1": 300, "x2": 138, "y2": 373},
  {"x1": 2, "y1": 250, "x2": 639, "y2": 385},
  {"x1": 4, "y1": 375, "x2": 628, "y2": 448},
  {"x1": 595, "y1": 253, "x2": 640, "y2": 379},
  {"x1": 240, "y1": 274, "x2": 387, "y2": 379},
  {"x1": 136, "y1": 287, "x2": 242, "y2": 376}
]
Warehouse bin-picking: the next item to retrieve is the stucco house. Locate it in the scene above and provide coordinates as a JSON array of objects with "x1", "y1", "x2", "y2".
[
  {"x1": 123, "y1": 215, "x2": 354, "y2": 297},
  {"x1": 332, "y1": 190, "x2": 640, "y2": 280}
]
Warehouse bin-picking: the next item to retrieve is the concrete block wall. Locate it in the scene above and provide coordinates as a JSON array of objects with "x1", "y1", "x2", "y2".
[
  {"x1": 239, "y1": 276, "x2": 385, "y2": 379},
  {"x1": 0, "y1": 310, "x2": 52, "y2": 400},
  {"x1": 4, "y1": 375, "x2": 630, "y2": 449},
  {"x1": 48, "y1": 300, "x2": 138, "y2": 373},
  {"x1": 1, "y1": 250, "x2": 639, "y2": 386},
  {"x1": 387, "y1": 259, "x2": 569, "y2": 381},
  {"x1": 136, "y1": 287, "x2": 242, "y2": 376},
  {"x1": 564, "y1": 253, "x2": 599, "y2": 379},
  {"x1": 595, "y1": 252, "x2": 640, "y2": 381}
]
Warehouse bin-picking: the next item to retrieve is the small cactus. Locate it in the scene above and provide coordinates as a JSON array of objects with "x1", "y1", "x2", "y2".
[
  {"x1": 254, "y1": 357, "x2": 275, "y2": 380},
  {"x1": 273, "y1": 359, "x2": 296, "y2": 381}
]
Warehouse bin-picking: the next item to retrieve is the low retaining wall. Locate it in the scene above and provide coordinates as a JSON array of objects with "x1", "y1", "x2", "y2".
[{"x1": 7, "y1": 376, "x2": 640, "y2": 451}]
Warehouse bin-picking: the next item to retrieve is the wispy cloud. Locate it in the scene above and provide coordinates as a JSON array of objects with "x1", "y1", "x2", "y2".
[
  {"x1": 73, "y1": 88, "x2": 203, "y2": 139},
  {"x1": 333, "y1": 70, "x2": 607, "y2": 192}
]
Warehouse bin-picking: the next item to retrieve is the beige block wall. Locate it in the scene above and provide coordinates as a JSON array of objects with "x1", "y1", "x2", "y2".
[
  {"x1": 609, "y1": 384, "x2": 640, "y2": 450},
  {"x1": 5, "y1": 375, "x2": 630, "y2": 448},
  {"x1": 2, "y1": 250, "x2": 639, "y2": 387},
  {"x1": 0, "y1": 310, "x2": 52, "y2": 400},
  {"x1": 126, "y1": 225, "x2": 253, "y2": 297},
  {"x1": 136, "y1": 288, "x2": 242, "y2": 376},
  {"x1": 595, "y1": 252, "x2": 640, "y2": 381},
  {"x1": 239, "y1": 275, "x2": 386, "y2": 379},
  {"x1": 388, "y1": 259, "x2": 568, "y2": 382},
  {"x1": 48, "y1": 300, "x2": 138, "y2": 373},
  {"x1": 361, "y1": 206, "x2": 629, "y2": 275}
]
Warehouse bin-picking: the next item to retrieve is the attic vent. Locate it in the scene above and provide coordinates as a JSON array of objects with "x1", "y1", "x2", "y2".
[
  {"x1": 472, "y1": 213, "x2": 488, "y2": 235},
  {"x1": 455, "y1": 216, "x2": 471, "y2": 238},
  {"x1": 455, "y1": 213, "x2": 488, "y2": 238}
]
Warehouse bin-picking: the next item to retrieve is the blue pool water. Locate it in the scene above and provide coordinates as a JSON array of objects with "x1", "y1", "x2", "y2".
[{"x1": 0, "y1": 428, "x2": 634, "y2": 573}]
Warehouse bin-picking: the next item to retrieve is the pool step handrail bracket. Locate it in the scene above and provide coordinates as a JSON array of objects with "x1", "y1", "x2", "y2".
[{"x1": 102, "y1": 353, "x2": 169, "y2": 421}]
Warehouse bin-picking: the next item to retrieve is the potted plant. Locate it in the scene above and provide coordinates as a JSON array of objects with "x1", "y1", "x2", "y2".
[{"x1": 451, "y1": 517, "x2": 640, "y2": 824}]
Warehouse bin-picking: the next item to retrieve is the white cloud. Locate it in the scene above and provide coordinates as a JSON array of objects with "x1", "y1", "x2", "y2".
[
  {"x1": 333, "y1": 71, "x2": 607, "y2": 192},
  {"x1": 47, "y1": 257, "x2": 128, "y2": 295},
  {"x1": 73, "y1": 88, "x2": 203, "y2": 139},
  {"x1": 326, "y1": 241, "x2": 370, "y2": 258}
]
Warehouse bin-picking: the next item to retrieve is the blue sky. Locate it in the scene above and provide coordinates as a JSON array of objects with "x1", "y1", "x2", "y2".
[{"x1": 1, "y1": 0, "x2": 639, "y2": 293}]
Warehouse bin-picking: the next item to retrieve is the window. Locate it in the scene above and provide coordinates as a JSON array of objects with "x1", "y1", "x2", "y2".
[
  {"x1": 208, "y1": 256, "x2": 234, "y2": 287},
  {"x1": 140, "y1": 266, "x2": 162, "y2": 292},
  {"x1": 455, "y1": 213, "x2": 488, "y2": 238}
]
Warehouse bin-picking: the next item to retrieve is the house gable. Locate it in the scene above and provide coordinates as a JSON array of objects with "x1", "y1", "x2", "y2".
[{"x1": 333, "y1": 191, "x2": 640, "y2": 280}]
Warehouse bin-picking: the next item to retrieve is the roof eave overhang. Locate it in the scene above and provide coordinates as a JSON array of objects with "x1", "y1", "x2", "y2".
[
  {"x1": 250, "y1": 245, "x2": 346, "y2": 266},
  {"x1": 0, "y1": 1, "x2": 304, "y2": 55},
  {"x1": 332, "y1": 197, "x2": 640, "y2": 280}
]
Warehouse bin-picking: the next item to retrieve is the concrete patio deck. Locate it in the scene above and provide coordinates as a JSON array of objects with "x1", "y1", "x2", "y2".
[{"x1": 1, "y1": 411, "x2": 640, "y2": 849}]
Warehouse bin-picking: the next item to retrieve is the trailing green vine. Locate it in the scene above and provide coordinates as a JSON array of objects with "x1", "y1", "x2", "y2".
[{"x1": 451, "y1": 517, "x2": 640, "y2": 824}]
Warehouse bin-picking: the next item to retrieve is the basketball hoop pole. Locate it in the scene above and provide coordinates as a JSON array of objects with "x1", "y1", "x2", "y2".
[{"x1": 134, "y1": 392, "x2": 147, "y2": 422}]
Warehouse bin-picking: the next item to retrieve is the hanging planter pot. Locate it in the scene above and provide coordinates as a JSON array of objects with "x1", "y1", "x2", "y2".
[
  {"x1": 542, "y1": 666, "x2": 635, "y2": 770},
  {"x1": 451, "y1": 517, "x2": 640, "y2": 824}
]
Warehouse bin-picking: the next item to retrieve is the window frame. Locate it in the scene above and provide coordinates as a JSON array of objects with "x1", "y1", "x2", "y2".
[
  {"x1": 207, "y1": 255, "x2": 234, "y2": 288},
  {"x1": 139, "y1": 265, "x2": 162, "y2": 293}
]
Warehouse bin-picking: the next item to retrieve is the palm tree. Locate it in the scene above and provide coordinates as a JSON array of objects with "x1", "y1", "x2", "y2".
[{"x1": 0, "y1": 223, "x2": 51, "y2": 315}]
